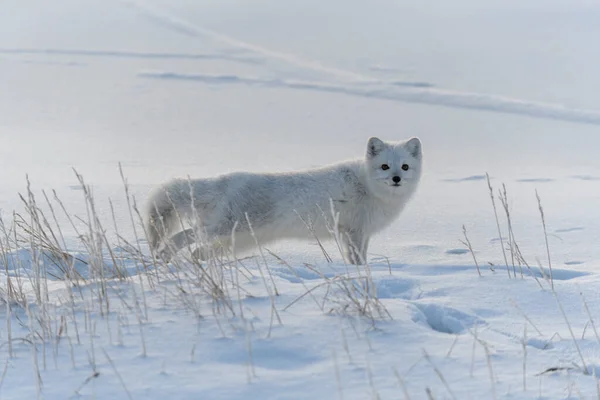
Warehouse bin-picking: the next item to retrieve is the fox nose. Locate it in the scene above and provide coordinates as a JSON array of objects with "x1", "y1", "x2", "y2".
[{"x1": 392, "y1": 176, "x2": 401, "y2": 183}]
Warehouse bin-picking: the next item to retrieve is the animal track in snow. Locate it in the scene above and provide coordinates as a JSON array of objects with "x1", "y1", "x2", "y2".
[
  {"x1": 516, "y1": 178, "x2": 555, "y2": 183},
  {"x1": 442, "y1": 175, "x2": 487, "y2": 183},
  {"x1": 126, "y1": 0, "x2": 600, "y2": 126},
  {"x1": 211, "y1": 337, "x2": 324, "y2": 370},
  {"x1": 554, "y1": 227, "x2": 584, "y2": 233},
  {"x1": 530, "y1": 267, "x2": 589, "y2": 281},
  {"x1": 564, "y1": 260, "x2": 584, "y2": 265},
  {"x1": 412, "y1": 303, "x2": 483, "y2": 334},
  {"x1": 0, "y1": 48, "x2": 263, "y2": 65},
  {"x1": 571, "y1": 175, "x2": 600, "y2": 181},
  {"x1": 376, "y1": 276, "x2": 421, "y2": 300},
  {"x1": 445, "y1": 248, "x2": 469, "y2": 255},
  {"x1": 139, "y1": 71, "x2": 600, "y2": 126}
]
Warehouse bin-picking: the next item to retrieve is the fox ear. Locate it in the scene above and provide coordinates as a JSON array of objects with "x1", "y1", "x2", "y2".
[
  {"x1": 367, "y1": 137, "x2": 386, "y2": 157},
  {"x1": 405, "y1": 137, "x2": 421, "y2": 158}
]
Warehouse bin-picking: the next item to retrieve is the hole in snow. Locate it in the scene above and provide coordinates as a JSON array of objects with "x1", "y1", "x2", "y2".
[
  {"x1": 445, "y1": 248, "x2": 469, "y2": 255},
  {"x1": 564, "y1": 260, "x2": 584, "y2": 266},
  {"x1": 413, "y1": 303, "x2": 483, "y2": 334},
  {"x1": 375, "y1": 276, "x2": 418, "y2": 299}
]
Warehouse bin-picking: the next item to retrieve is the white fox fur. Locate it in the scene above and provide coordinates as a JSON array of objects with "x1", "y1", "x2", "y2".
[{"x1": 144, "y1": 137, "x2": 422, "y2": 264}]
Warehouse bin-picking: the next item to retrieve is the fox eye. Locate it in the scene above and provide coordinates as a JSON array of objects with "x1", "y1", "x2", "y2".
[
  {"x1": 381, "y1": 164, "x2": 390, "y2": 170},
  {"x1": 402, "y1": 164, "x2": 409, "y2": 171}
]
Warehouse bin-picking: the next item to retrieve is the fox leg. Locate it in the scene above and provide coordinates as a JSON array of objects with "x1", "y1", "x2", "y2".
[
  {"x1": 191, "y1": 236, "x2": 232, "y2": 261},
  {"x1": 161, "y1": 219, "x2": 256, "y2": 261},
  {"x1": 341, "y1": 231, "x2": 369, "y2": 265}
]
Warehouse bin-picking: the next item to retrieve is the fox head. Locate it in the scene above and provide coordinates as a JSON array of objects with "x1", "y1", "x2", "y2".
[{"x1": 364, "y1": 136, "x2": 423, "y2": 199}]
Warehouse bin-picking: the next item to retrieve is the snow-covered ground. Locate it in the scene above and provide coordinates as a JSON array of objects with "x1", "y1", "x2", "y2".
[{"x1": 2, "y1": 0, "x2": 600, "y2": 398}]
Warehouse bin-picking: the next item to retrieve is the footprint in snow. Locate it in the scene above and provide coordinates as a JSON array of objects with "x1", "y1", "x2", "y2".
[
  {"x1": 571, "y1": 175, "x2": 600, "y2": 181},
  {"x1": 530, "y1": 267, "x2": 589, "y2": 281},
  {"x1": 376, "y1": 276, "x2": 420, "y2": 300},
  {"x1": 211, "y1": 336, "x2": 324, "y2": 370},
  {"x1": 412, "y1": 303, "x2": 484, "y2": 334},
  {"x1": 442, "y1": 175, "x2": 487, "y2": 183},
  {"x1": 516, "y1": 178, "x2": 555, "y2": 183},
  {"x1": 407, "y1": 244, "x2": 437, "y2": 251},
  {"x1": 446, "y1": 248, "x2": 469, "y2": 255},
  {"x1": 564, "y1": 260, "x2": 584, "y2": 265},
  {"x1": 554, "y1": 227, "x2": 584, "y2": 233}
]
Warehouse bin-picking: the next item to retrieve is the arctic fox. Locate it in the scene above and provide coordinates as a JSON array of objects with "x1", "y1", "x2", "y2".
[{"x1": 144, "y1": 137, "x2": 422, "y2": 264}]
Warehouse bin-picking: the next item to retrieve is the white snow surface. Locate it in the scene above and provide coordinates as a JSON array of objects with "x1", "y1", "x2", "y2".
[{"x1": 2, "y1": 0, "x2": 600, "y2": 398}]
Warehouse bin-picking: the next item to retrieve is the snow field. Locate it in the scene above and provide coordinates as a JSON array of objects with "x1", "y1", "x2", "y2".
[{"x1": 2, "y1": 174, "x2": 600, "y2": 399}]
